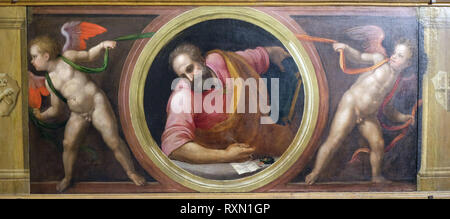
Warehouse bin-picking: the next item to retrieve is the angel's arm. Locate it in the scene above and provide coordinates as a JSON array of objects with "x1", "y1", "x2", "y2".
[
  {"x1": 61, "y1": 40, "x2": 116, "y2": 62},
  {"x1": 382, "y1": 102, "x2": 413, "y2": 124},
  {"x1": 333, "y1": 43, "x2": 385, "y2": 65},
  {"x1": 34, "y1": 82, "x2": 65, "y2": 121}
]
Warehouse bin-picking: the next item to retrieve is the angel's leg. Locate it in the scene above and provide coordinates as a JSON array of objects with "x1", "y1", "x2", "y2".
[
  {"x1": 305, "y1": 94, "x2": 357, "y2": 185},
  {"x1": 357, "y1": 116, "x2": 389, "y2": 183},
  {"x1": 91, "y1": 93, "x2": 146, "y2": 186},
  {"x1": 57, "y1": 113, "x2": 89, "y2": 192}
]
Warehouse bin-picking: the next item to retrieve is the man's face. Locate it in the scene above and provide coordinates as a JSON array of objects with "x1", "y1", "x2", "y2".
[
  {"x1": 30, "y1": 45, "x2": 49, "y2": 71},
  {"x1": 172, "y1": 53, "x2": 215, "y2": 91},
  {"x1": 389, "y1": 44, "x2": 412, "y2": 71}
]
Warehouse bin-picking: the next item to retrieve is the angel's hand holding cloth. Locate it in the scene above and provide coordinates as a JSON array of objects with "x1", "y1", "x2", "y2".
[
  {"x1": 332, "y1": 42, "x2": 348, "y2": 52},
  {"x1": 32, "y1": 108, "x2": 43, "y2": 120},
  {"x1": 102, "y1": 40, "x2": 117, "y2": 50}
]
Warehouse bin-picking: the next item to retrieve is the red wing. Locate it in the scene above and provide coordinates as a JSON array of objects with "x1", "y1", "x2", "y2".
[
  {"x1": 345, "y1": 25, "x2": 387, "y2": 57},
  {"x1": 28, "y1": 71, "x2": 49, "y2": 109},
  {"x1": 61, "y1": 21, "x2": 107, "y2": 52}
]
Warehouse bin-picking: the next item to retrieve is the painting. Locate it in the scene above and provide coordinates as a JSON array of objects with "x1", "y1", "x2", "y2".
[
  {"x1": 144, "y1": 17, "x2": 306, "y2": 180},
  {"x1": 26, "y1": 6, "x2": 421, "y2": 193}
]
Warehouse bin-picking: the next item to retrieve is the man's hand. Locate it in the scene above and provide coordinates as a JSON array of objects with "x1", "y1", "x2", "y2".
[
  {"x1": 102, "y1": 40, "x2": 117, "y2": 50},
  {"x1": 224, "y1": 143, "x2": 255, "y2": 163},
  {"x1": 264, "y1": 46, "x2": 291, "y2": 72},
  {"x1": 332, "y1": 42, "x2": 348, "y2": 52}
]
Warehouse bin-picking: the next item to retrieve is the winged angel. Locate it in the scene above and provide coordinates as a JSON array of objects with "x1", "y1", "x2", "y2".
[
  {"x1": 300, "y1": 25, "x2": 417, "y2": 185},
  {"x1": 28, "y1": 22, "x2": 146, "y2": 192}
]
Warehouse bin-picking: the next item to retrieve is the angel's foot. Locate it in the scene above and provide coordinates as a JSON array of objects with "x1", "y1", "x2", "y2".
[
  {"x1": 56, "y1": 178, "x2": 72, "y2": 193},
  {"x1": 305, "y1": 171, "x2": 319, "y2": 185},
  {"x1": 127, "y1": 172, "x2": 146, "y2": 186},
  {"x1": 372, "y1": 176, "x2": 391, "y2": 184}
]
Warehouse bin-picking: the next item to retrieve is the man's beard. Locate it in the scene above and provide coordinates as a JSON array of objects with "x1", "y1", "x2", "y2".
[{"x1": 184, "y1": 64, "x2": 217, "y2": 92}]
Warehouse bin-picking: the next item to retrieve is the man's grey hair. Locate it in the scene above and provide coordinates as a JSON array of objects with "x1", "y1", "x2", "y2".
[{"x1": 168, "y1": 43, "x2": 204, "y2": 72}]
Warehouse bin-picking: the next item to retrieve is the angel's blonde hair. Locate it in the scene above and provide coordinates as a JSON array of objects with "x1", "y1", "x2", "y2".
[
  {"x1": 29, "y1": 35, "x2": 61, "y2": 60},
  {"x1": 395, "y1": 38, "x2": 416, "y2": 59}
]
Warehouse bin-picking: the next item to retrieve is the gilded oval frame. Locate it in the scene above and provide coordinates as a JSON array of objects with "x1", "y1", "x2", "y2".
[{"x1": 128, "y1": 6, "x2": 319, "y2": 192}]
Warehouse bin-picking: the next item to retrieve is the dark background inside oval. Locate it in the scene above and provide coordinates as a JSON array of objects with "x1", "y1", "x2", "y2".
[{"x1": 144, "y1": 19, "x2": 296, "y2": 146}]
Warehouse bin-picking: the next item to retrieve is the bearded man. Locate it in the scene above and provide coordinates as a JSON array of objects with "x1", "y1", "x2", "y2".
[{"x1": 161, "y1": 43, "x2": 298, "y2": 164}]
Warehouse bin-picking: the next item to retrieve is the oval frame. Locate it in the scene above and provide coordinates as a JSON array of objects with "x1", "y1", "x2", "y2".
[{"x1": 128, "y1": 7, "x2": 319, "y2": 192}]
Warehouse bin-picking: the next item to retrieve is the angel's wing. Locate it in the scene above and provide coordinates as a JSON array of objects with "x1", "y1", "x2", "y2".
[
  {"x1": 345, "y1": 25, "x2": 387, "y2": 57},
  {"x1": 61, "y1": 21, "x2": 107, "y2": 52},
  {"x1": 28, "y1": 71, "x2": 49, "y2": 109}
]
